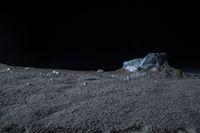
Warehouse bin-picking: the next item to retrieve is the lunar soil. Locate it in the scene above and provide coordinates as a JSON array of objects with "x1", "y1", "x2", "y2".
[{"x1": 0, "y1": 64, "x2": 200, "y2": 133}]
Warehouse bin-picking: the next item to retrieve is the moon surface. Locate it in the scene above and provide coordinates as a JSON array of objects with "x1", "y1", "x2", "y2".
[{"x1": 0, "y1": 64, "x2": 200, "y2": 133}]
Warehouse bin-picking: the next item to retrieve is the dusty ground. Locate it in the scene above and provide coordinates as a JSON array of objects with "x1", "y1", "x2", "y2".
[{"x1": 0, "y1": 64, "x2": 200, "y2": 133}]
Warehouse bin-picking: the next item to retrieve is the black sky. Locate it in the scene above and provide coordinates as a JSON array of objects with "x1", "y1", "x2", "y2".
[{"x1": 0, "y1": 2, "x2": 199, "y2": 71}]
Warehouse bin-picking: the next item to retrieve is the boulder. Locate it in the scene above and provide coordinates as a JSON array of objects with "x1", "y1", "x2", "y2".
[{"x1": 123, "y1": 53, "x2": 168, "y2": 73}]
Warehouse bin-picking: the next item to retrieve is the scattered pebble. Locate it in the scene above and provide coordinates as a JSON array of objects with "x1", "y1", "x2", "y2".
[
  {"x1": 154, "y1": 80, "x2": 157, "y2": 83},
  {"x1": 97, "y1": 69, "x2": 104, "y2": 73},
  {"x1": 26, "y1": 83, "x2": 30, "y2": 86},
  {"x1": 150, "y1": 67, "x2": 158, "y2": 72},
  {"x1": 50, "y1": 78, "x2": 54, "y2": 81},
  {"x1": 39, "y1": 73, "x2": 42, "y2": 75},
  {"x1": 24, "y1": 67, "x2": 29, "y2": 70},
  {"x1": 125, "y1": 76, "x2": 131, "y2": 80},
  {"x1": 83, "y1": 82, "x2": 87, "y2": 85},
  {"x1": 111, "y1": 75, "x2": 115, "y2": 78},
  {"x1": 1, "y1": 68, "x2": 13, "y2": 73},
  {"x1": 52, "y1": 70, "x2": 59, "y2": 75}
]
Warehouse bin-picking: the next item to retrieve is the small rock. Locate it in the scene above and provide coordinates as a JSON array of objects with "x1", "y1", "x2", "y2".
[
  {"x1": 52, "y1": 70, "x2": 59, "y2": 75},
  {"x1": 125, "y1": 76, "x2": 131, "y2": 80},
  {"x1": 97, "y1": 69, "x2": 104, "y2": 73},
  {"x1": 6, "y1": 68, "x2": 11, "y2": 71},
  {"x1": 83, "y1": 82, "x2": 87, "y2": 85},
  {"x1": 150, "y1": 67, "x2": 158, "y2": 72},
  {"x1": 111, "y1": 75, "x2": 115, "y2": 78}
]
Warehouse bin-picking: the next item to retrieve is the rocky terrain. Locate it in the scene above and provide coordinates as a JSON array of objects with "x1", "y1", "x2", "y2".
[
  {"x1": 0, "y1": 53, "x2": 200, "y2": 133},
  {"x1": 0, "y1": 63, "x2": 199, "y2": 133}
]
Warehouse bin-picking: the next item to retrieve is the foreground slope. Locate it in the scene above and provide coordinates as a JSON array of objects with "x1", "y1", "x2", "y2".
[{"x1": 0, "y1": 64, "x2": 200, "y2": 133}]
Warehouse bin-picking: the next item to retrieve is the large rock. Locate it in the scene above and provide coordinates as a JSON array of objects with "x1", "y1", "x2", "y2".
[{"x1": 123, "y1": 53, "x2": 168, "y2": 73}]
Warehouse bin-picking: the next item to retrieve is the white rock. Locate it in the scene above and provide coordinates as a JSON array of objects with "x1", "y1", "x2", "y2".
[
  {"x1": 123, "y1": 53, "x2": 168, "y2": 73},
  {"x1": 52, "y1": 70, "x2": 59, "y2": 75},
  {"x1": 97, "y1": 69, "x2": 104, "y2": 73},
  {"x1": 125, "y1": 76, "x2": 131, "y2": 80}
]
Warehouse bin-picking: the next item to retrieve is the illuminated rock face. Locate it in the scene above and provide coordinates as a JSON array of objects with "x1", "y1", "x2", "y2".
[{"x1": 123, "y1": 53, "x2": 168, "y2": 73}]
